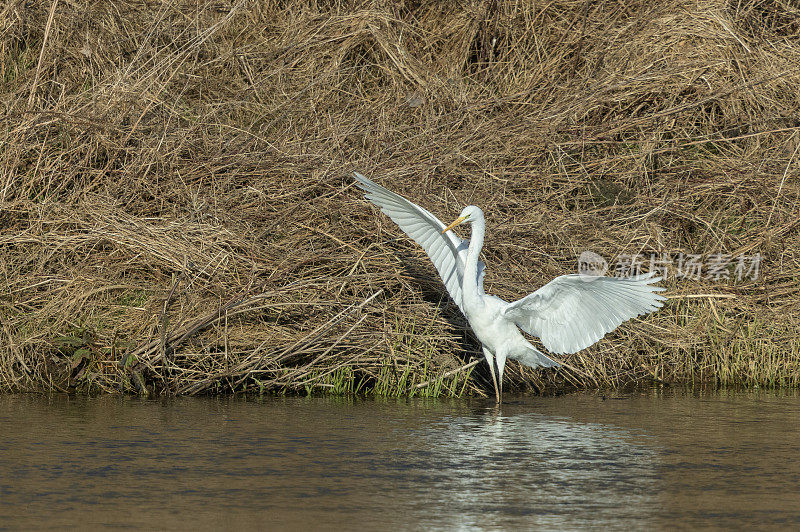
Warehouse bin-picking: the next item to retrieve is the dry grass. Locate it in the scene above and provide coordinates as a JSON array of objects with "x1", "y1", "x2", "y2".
[{"x1": 1, "y1": 0, "x2": 798, "y2": 395}]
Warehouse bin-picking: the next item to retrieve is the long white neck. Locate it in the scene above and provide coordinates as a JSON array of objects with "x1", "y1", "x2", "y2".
[{"x1": 462, "y1": 214, "x2": 485, "y2": 303}]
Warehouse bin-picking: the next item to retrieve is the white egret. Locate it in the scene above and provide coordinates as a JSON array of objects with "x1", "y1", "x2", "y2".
[{"x1": 354, "y1": 172, "x2": 665, "y2": 402}]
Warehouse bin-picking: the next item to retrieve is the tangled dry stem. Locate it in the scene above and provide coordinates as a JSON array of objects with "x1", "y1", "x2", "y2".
[{"x1": 1, "y1": 0, "x2": 798, "y2": 395}]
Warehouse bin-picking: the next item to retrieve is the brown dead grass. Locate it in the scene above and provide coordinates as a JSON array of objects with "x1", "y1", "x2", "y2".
[{"x1": 1, "y1": 0, "x2": 798, "y2": 395}]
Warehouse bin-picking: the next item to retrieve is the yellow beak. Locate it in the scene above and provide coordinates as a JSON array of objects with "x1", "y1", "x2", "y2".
[{"x1": 441, "y1": 216, "x2": 466, "y2": 234}]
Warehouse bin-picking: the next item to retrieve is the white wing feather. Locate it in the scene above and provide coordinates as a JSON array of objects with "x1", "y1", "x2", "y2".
[
  {"x1": 354, "y1": 172, "x2": 485, "y2": 313},
  {"x1": 502, "y1": 273, "x2": 665, "y2": 355}
]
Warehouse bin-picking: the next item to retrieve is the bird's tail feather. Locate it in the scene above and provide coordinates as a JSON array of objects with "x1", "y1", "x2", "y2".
[{"x1": 514, "y1": 342, "x2": 560, "y2": 369}]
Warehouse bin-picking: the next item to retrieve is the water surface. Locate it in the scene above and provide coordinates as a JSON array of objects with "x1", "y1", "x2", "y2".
[{"x1": 1, "y1": 388, "x2": 798, "y2": 529}]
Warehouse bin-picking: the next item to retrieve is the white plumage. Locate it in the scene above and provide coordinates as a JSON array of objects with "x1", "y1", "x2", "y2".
[
  {"x1": 355, "y1": 172, "x2": 485, "y2": 313},
  {"x1": 355, "y1": 172, "x2": 665, "y2": 402},
  {"x1": 502, "y1": 274, "x2": 665, "y2": 355}
]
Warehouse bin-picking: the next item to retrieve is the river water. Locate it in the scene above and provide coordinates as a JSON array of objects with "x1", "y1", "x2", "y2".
[{"x1": 1, "y1": 388, "x2": 798, "y2": 530}]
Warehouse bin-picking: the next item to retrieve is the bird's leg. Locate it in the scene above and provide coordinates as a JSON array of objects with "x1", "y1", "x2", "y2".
[
  {"x1": 499, "y1": 369, "x2": 503, "y2": 400},
  {"x1": 483, "y1": 347, "x2": 500, "y2": 403},
  {"x1": 488, "y1": 362, "x2": 500, "y2": 404},
  {"x1": 496, "y1": 352, "x2": 507, "y2": 404}
]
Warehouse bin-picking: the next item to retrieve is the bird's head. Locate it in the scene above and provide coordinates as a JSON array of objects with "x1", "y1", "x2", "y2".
[{"x1": 442, "y1": 205, "x2": 483, "y2": 234}]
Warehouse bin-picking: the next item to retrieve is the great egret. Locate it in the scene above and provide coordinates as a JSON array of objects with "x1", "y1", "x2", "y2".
[{"x1": 354, "y1": 172, "x2": 665, "y2": 402}]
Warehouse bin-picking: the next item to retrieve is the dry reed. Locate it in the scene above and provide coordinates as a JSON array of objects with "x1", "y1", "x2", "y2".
[{"x1": 1, "y1": 0, "x2": 798, "y2": 395}]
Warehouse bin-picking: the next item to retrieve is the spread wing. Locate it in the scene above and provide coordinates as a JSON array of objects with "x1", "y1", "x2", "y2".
[
  {"x1": 354, "y1": 172, "x2": 485, "y2": 313},
  {"x1": 502, "y1": 273, "x2": 665, "y2": 355}
]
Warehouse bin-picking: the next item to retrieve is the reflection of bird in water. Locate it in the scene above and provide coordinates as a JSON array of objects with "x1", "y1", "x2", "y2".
[
  {"x1": 413, "y1": 405, "x2": 660, "y2": 529},
  {"x1": 355, "y1": 172, "x2": 665, "y2": 402}
]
